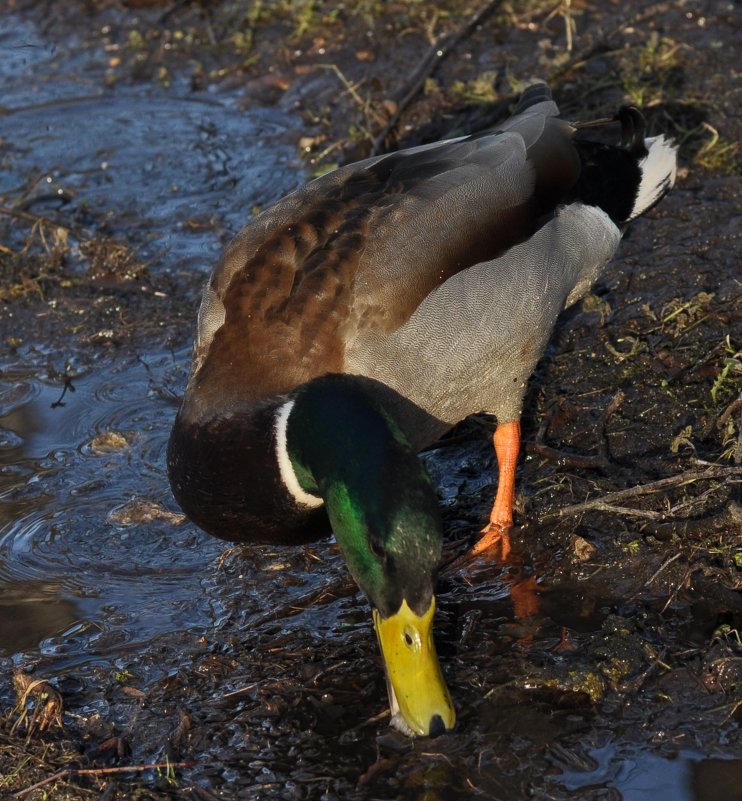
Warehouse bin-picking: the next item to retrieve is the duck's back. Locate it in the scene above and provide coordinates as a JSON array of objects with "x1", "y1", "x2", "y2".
[
  {"x1": 343, "y1": 89, "x2": 624, "y2": 440},
  {"x1": 185, "y1": 84, "x2": 673, "y2": 443}
]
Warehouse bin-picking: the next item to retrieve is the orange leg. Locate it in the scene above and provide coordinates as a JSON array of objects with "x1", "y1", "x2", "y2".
[{"x1": 471, "y1": 420, "x2": 521, "y2": 558}]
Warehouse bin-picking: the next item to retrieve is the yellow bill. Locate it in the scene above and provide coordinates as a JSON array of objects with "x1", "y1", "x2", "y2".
[{"x1": 372, "y1": 597, "x2": 456, "y2": 737}]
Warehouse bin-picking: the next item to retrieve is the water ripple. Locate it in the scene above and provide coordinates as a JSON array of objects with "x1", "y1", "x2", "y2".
[{"x1": 0, "y1": 349, "x2": 224, "y2": 661}]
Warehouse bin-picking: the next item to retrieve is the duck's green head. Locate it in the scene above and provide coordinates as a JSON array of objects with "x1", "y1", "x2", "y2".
[{"x1": 281, "y1": 375, "x2": 455, "y2": 737}]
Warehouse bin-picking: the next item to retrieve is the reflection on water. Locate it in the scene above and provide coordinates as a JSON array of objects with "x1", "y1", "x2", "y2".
[
  {"x1": 0, "y1": 15, "x2": 301, "y2": 268},
  {"x1": 692, "y1": 759, "x2": 742, "y2": 801},
  {"x1": 0, "y1": 579, "x2": 80, "y2": 653},
  {"x1": 558, "y1": 743, "x2": 742, "y2": 801}
]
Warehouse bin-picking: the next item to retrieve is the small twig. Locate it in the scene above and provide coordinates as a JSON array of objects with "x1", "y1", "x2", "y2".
[
  {"x1": 597, "y1": 390, "x2": 625, "y2": 464},
  {"x1": 529, "y1": 391, "x2": 624, "y2": 469},
  {"x1": 563, "y1": 0, "x2": 574, "y2": 53},
  {"x1": 12, "y1": 762, "x2": 194, "y2": 799},
  {"x1": 723, "y1": 697, "x2": 742, "y2": 724},
  {"x1": 718, "y1": 392, "x2": 742, "y2": 429},
  {"x1": 370, "y1": 0, "x2": 502, "y2": 154},
  {"x1": 617, "y1": 647, "x2": 667, "y2": 692},
  {"x1": 341, "y1": 708, "x2": 390, "y2": 738},
  {"x1": 245, "y1": 576, "x2": 353, "y2": 629},
  {"x1": 320, "y1": 64, "x2": 387, "y2": 129},
  {"x1": 318, "y1": 64, "x2": 385, "y2": 149},
  {"x1": 544, "y1": 0, "x2": 575, "y2": 54},
  {"x1": 668, "y1": 483, "x2": 725, "y2": 517},
  {"x1": 661, "y1": 566, "x2": 692, "y2": 614},
  {"x1": 213, "y1": 682, "x2": 259, "y2": 708},
  {"x1": 641, "y1": 500, "x2": 742, "y2": 542},
  {"x1": 565, "y1": 502, "x2": 668, "y2": 520},
  {"x1": 0, "y1": 204, "x2": 93, "y2": 243},
  {"x1": 547, "y1": 465, "x2": 742, "y2": 519},
  {"x1": 645, "y1": 551, "x2": 683, "y2": 586}
]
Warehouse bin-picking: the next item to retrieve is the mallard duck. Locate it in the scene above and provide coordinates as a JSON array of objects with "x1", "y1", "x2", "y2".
[{"x1": 167, "y1": 82, "x2": 677, "y2": 737}]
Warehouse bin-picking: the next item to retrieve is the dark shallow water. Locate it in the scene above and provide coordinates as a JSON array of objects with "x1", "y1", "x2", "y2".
[
  {"x1": 556, "y1": 744, "x2": 742, "y2": 801},
  {"x1": 0, "y1": 15, "x2": 299, "y2": 263},
  {"x1": 0, "y1": 349, "x2": 223, "y2": 667}
]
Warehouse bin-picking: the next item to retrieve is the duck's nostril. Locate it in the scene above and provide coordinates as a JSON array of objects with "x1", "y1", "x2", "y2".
[{"x1": 428, "y1": 714, "x2": 446, "y2": 738}]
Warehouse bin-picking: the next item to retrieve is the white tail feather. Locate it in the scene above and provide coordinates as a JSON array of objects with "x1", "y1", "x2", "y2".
[{"x1": 629, "y1": 135, "x2": 678, "y2": 221}]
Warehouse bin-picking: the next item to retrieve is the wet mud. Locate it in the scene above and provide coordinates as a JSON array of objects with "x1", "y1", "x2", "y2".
[{"x1": 1, "y1": 1, "x2": 740, "y2": 799}]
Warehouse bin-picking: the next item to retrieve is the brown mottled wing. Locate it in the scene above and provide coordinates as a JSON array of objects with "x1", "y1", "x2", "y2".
[
  {"x1": 191, "y1": 166, "x2": 400, "y2": 403},
  {"x1": 191, "y1": 97, "x2": 578, "y2": 404}
]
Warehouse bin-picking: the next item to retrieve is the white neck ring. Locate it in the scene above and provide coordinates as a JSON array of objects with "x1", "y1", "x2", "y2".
[{"x1": 274, "y1": 400, "x2": 324, "y2": 509}]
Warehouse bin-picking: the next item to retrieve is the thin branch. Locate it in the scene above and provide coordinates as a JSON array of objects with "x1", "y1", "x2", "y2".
[
  {"x1": 0, "y1": 204, "x2": 94, "y2": 243},
  {"x1": 320, "y1": 63, "x2": 386, "y2": 129},
  {"x1": 546, "y1": 465, "x2": 742, "y2": 519},
  {"x1": 562, "y1": 502, "x2": 668, "y2": 520},
  {"x1": 717, "y1": 392, "x2": 742, "y2": 428},
  {"x1": 645, "y1": 551, "x2": 683, "y2": 586},
  {"x1": 371, "y1": 0, "x2": 502, "y2": 154},
  {"x1": 12, "y1": 762, "x2": 193, "y2": 799},
  {"x1": 597, "y1": 390, "x2": 626, "y2": 463},
  {"x1": 660, "y1": 566, "x2": 692, "y2": 614},
  {"x1": 549, "y1": 1, "x2": 677, "y2": 83}
]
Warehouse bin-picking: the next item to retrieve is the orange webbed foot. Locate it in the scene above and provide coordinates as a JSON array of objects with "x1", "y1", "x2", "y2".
[{"x1": 470, "y1": 521, "x2": 513, "y2": 561}]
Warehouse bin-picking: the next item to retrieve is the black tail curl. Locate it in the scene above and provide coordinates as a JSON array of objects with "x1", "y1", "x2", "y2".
[{"x1": 616, "y1": 106, "x2": 648, "y2": 155}]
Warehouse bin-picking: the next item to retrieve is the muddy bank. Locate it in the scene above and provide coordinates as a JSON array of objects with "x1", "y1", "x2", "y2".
[{"x1": 1, "y1": 1, "x2": 741, "y2": 799}]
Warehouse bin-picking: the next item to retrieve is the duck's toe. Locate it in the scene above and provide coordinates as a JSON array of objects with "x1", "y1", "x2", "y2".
[{"x1": 470, "y1": 521, "x2": 513, "y2": 561}]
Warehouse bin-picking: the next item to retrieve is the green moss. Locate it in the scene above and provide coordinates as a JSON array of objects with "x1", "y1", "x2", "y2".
[
  {"x1": 450, "y1": 71, "x2": 499, "y2": 104},
  {"x1": 539, "y1": 670, "x2": 606, "y2": 703},
  {"x1": 127, "y1": 29, "x2": 146, "y2": 50},
  {"x1": 599, "y1": 657, "x2": 633, "y2": 684}
]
